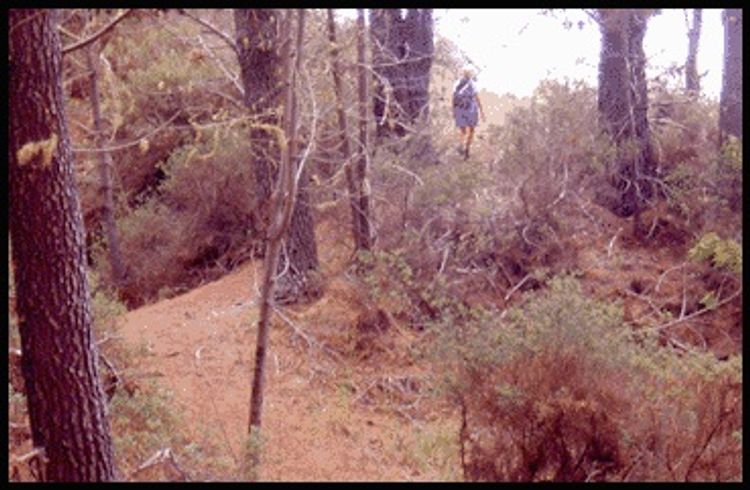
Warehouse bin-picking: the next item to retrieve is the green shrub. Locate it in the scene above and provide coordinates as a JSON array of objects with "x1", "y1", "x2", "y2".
[
  {"x1": 435, "y1": 275, "x2": 742, "y2": 481},
  {"x1": 689, "y1": 232, "x2": 742, "y2": 275}
]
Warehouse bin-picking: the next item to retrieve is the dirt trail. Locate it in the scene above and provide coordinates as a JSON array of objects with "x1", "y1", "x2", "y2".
[{"x1": 117, "y1": 223, "x2": 457, "y2": 481}]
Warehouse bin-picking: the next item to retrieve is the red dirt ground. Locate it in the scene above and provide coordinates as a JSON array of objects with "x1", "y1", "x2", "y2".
[{"x1": 117, "y1": 219, "x2": 460, "y2": 481}]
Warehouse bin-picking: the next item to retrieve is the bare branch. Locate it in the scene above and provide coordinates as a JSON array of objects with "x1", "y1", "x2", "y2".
[
  {"x1": 61, "y1": 9, "x2": 134, "y2": 55},
  {"x1": 71, "y1": 110, "x2": 182, "y2": 154},
  {"x1": 177, "y1": 9, "x2": 239, "y2": 55}
]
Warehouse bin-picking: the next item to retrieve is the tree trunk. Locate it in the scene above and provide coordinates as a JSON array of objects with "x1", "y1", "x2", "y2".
[
  {"x1": 84, "y1": 27, "x2": 127, "y2": 288},
  {"x1": 247, "y1": 9, "x2": 304, "y2": 478},
  {"x1": 685, "y1": 9, "x2": 702, "y2": 95},
  {"x1": 235, "y1": 8, "x2": 320, "y2": 304},
  {"x1": 9, "y1": 9, "x2": 116, "y2": 482},
  {"x1": 326, "y1": 9, "x2": 370, "y2": 252},
  {"x1": 597, "y1": 9, "x2": 655, "y2": 218},
  {"x1": 234, "y1": 8, "x2": 282, "y2": 235},
  {"x1": 370, "y1": 9, "x2": 434, "y2": 141},
  {"x1": 355, "y1": 9, "x2": 373, "y2": 252},
  {"x1": 719, "y1": 9, "x2": 742, "y2": 142},
  {"x1": 626, "y1": 11, "x2": 656, "y2": 200}
]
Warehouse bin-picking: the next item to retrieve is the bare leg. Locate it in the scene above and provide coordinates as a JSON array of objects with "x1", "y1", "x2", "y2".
[
  {"x1": 457, "y1": 127, "x2": 467, "y2": 152},
  {"x1": 464, "y1": 126, "x2": 476, "y2": 158}
]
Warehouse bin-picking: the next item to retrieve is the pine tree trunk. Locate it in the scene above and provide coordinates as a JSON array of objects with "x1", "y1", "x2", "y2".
[
  {"x1": 234, "y1": 9, "x2": 282, "y2": 234},
  {"x1": 9, "y1": 9, "x2": 116, "y2": 482},
  {"x1": 719, "y1": 9, "x2": 742, "y2": 142},
  {"x1": 597, "y1": 10, "x2": 655, "y2": 218},
  {"x1": 235, "y1": 8, "x2": 320, "y2": 304}
]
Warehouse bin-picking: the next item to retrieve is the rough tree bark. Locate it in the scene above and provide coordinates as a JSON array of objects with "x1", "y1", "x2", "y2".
[
  {"x1": 9, "y1": 9, "x2": 117, "y2": 482},
  {"x1": 719, "y1": 9, "x2": 742, "y2": 142},
  {"x1": 597, "y1": 9, "x2": 656, "y2": 218},
  {"x1": 326, "y1": 9, "x2": 372, "y2": 252},
  {"x1": 84, "y1": 15, "x2": 127, "y2": 288},
  {"x1": 234, "y1": 8, "x2": 320, "y2": 304},
  {"x1": 685, "y1": 9, "x2": 702, "y2": 95},
  {"x1": 370, "y1": 9, "x2": 434, "y2": 140}
]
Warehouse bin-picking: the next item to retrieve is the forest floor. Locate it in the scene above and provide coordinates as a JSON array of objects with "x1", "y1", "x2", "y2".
[
  {"x1": 114, "y1": 120, "x2": 506, "y2": 482},
  {"x1": 114, "y1": 124, "x2": 741, "y2": 481},
  {"x1": 117, "y1": 219, "x2": 461, "y2": 481}
]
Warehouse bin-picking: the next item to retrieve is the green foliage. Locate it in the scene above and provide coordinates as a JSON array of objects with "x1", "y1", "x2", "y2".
[
  {"x1": 110, "y1": 381, "x2": 189, "y2": 479},
  {"x1": 434, "y1": 275, "x2": 742, "y2": 481},
  {"x1": 689, "y1": 232, "x2": 742, "y2": 275}
]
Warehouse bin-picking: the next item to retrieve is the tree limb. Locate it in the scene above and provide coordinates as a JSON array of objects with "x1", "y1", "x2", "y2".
[
  {"x1": 61, "y1": 9, "x2": 134, "y2": 55},
  {"x1": 177, "y1": 9, "x2": 239, "y2": 55}
]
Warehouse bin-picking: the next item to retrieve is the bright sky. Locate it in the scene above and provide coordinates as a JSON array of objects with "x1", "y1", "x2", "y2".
[{"x1": 434, "y1": 9, "x2": 725, "y2": 99}]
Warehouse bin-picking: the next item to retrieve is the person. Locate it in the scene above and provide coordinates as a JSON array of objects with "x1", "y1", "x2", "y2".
[{"x1": 452, "y1": 67, "x2": 485, "y2": 159}]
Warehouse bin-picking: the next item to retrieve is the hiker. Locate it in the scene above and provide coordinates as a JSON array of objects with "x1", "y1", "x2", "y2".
[{"x1": 452, "y1": 67, "x2": 485, "y2": 159}]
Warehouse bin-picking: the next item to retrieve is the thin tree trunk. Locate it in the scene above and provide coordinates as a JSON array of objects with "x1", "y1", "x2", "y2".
[
  {"x1": 84, "y1": 35, "x2": 127, "y2": 288},
  {"x1": 247, "y1": 9, "x2": 305, "y2": 479},
  {"x1": 326, "y1": 9, "x2": 369, "y2": 251},
  {"x1": 355, "y1": 9, "x2": 373, "y2": 251},
  {"x1": 627, "y1": 11, "x2": 655, "y2": 201},
  {"x1": 9, "y1": 9, "x2": 116, "y2": 481},
  {"x1": 685, "y1": 9, "x2": 702, "y2": 95}
]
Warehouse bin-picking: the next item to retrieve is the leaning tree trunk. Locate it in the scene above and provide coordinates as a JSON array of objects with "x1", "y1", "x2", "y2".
[
  {"x1": 234, "y1": 8, "x2": 320, "y2": 304},
  {"x1": 685, "y1": 9, "x2": 702, "y2": 95},
  {"x1": 719, "y1": 9, "x2": 742, "y2": 143},
  {"x1": 9, "y1": 9, "x2": 116, "y2": 482},
  {"x1": 246, "y1": 9, "x2": 305, "y2": 479}
]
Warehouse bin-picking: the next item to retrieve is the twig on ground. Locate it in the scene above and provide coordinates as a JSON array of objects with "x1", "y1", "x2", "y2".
[
  {"x1": 129, "y1": 447, "x2": 190, "y2": 481},
  {"x1": 504, "y1": 273, "x2": 532, "y2": 302}
]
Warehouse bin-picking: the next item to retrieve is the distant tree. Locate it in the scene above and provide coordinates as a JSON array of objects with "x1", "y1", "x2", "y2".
[
  {"x1": 82, "y1": 12, "x2": 128, "y2": 288},
  {"x1": 326, "y1": 9, "x2": 372, "y2": 252},
  {"x1": 370, "y1": 9, "x2": 434, "y2": 140},
  {"x1": 9, "y1": 9, "x2": 116, "y2": 481},
  {"x1": 685, "y1": 9, "x2": 702, "y2": 95},
  {"x1": 719, "y1": 9, "x2": 742, "y2": 142},
  {"x1": 234, "y1": 8, "x2": 320, "y2": 303},
  {"x1": 354, "y1": 9, "x2": 373, "y2": 252},
  {"x1": 596, "y1": 9, "x2": 657, "y2": 219}
]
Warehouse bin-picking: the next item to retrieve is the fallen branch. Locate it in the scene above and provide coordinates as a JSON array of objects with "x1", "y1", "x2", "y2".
[
  {"x1": 504, "y1": 273, "x2": 533, "y2": 302},
  {"x1": 647, "y1": 287, "x2": 742, "y2": 333},
  {"x1": 129, "y1": 447, "x2": 189, "y2": 481}
]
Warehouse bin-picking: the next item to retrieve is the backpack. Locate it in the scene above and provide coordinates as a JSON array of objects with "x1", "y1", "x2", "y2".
[{"x1": 452, "y1": 78, "x2": 473, "y2": 110}]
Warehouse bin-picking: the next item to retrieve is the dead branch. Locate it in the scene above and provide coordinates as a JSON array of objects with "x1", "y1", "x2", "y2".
[
  {"x1": 62, "y1": 9, "x2": 134, "y2": 55},
  {"x1": 129, "y1": 447, "x2": 189, "y2": 481},
  {"x1": 71, "y1": 110, "x2": 182, "y2": 154},
  {"x1": 647, "y1": 287, "x2": 742, "y2": 333},
  {"x1": 504, "y1": 273, "x2": 533, "y2": 302},
  {"x1": 177, "y1": 9, "x2": 238, "y2": 56}
]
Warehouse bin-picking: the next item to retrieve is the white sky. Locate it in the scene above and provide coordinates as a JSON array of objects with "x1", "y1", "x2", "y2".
[{"x1": 434, "y1": 9, "x2": 725, "y2": 99}]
